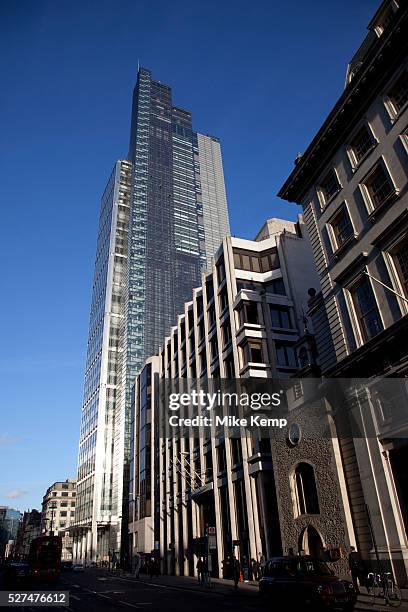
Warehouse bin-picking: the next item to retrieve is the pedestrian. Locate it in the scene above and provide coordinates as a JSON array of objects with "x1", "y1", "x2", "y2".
[
  {"x1": 242, "y1": 556, "x2": 249, "y2": 582},
  {"x1": 196, "y1": 557, "x2": 204, "y2": 586},
  {"x1": 232, "y1": 555, "x2": 240, "y2": 589},
  {"x1": 258, "y1": 553, "x2": 265, "y2": 578},
  {"x1": 250, "y1": 558, "x2": 258, "y2": 581},
  {"x1": 134, "y1": 552, "x2": 141, "y2": 579},
  {"x1": 348, "y1": 546, "x2": 366, "y2": 594}
]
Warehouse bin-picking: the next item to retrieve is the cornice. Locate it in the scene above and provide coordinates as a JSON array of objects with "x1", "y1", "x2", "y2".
[{"x1": 278, "y1": 8, "x2": 408, "y2": 204}]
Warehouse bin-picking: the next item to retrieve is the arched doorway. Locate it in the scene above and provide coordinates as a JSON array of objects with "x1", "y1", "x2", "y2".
[{"x1": 299, "y1": 526, "x2": 324, "y2": 557}]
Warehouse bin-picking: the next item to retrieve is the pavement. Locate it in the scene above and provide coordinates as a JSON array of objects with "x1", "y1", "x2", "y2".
[{"x1": 1, "y1": 567, "x2": 408, "y2": 611}]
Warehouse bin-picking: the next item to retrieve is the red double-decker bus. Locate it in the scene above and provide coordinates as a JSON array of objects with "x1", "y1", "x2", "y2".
[{"x1": 28, "y1": 536, "x2": 62, "y2": 581}]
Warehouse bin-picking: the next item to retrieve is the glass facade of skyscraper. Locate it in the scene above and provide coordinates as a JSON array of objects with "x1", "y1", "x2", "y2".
[{"x1": 73, "y1": 68, "x2": 230, "y2": 563}]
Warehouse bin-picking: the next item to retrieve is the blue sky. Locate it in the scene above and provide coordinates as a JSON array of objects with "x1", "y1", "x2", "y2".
[{"x1": 0, "y1": 0, "x2": 375, "y2": 511}]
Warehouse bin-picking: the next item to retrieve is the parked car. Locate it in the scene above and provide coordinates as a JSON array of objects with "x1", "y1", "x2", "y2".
[
  {"x1": 61, "y1": 561, "x2": 73, "y2": 572},
  {"x1": 259, "y1": 556, "x2": 356, "y2": 611},
  {"x1": 72, "y1": 563, "x2": 84, "y2": 573},
  {"x1": 3, "y1": 562, "x2": 31, "y2": 585}
]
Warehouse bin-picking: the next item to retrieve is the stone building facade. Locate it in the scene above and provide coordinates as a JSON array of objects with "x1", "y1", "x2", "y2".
[
  {"x1": 278, "y1": 0, "x2": 408, "y2": 583},
  {"x1": 42, "y1": 479, "x2": 76, "y2": 560}
]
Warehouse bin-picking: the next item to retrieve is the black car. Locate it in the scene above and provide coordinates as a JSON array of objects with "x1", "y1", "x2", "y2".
[
  {"x1": 259, "y1": 556, "x2": 356, "y2": 611},
  {"x1": 3, "y1": 562, "x2": 31, "y2": 585},
  {"x1": 61, "y1": 561, "x2": 73, "y2": 571}
]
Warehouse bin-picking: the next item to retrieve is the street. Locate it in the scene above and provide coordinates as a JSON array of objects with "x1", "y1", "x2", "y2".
[
  {"x1": 1, "y1": 567, "x2": 408, "y2": 611},
  {"x1": 0, "y1": 568, "x2": 261, "y2": 612}
]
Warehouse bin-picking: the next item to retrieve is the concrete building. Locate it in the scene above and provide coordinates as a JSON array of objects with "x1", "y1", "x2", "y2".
[
  {"x1": 128, "y1": 217, "x2": 357, "y2": 578},
  {"x1": 73, "y1": 68, "x2": 230, "y2": 564},
  {"x1": 0, "y1": 507, "x2": 22, "y2": 561},
  {"x1": 278, "y1": 0, "x2": 408, "y2": 583},
  {"x1": 42, "y1": 479, "x2": 76, "y2": 560}
]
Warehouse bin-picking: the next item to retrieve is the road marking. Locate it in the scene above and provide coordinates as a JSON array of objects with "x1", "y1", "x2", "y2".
[{"x1": 112, "y1": 576, "x2": 224, "y2": 596}]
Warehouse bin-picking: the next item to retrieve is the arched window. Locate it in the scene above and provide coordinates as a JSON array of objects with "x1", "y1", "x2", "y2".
[
  {"x1": 299, "y1": 526, "x2": 324, "y2": 557},
  {"x1": 298, "y1": 347, "x2": 309, "y2": 368},
  {"x1": 293, "y1": 463, "x2": 320, "y2": 516}
]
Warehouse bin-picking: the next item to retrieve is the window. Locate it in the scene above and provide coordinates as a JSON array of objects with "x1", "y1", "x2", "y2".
[
  {"x1": 400, "y1": 127, "x2": 408, "y2": 154},
  {"x1": 222, "y1": 322, "x2": 232, "y2": 346},
  {"x1": 349, "y1": 275, "x2": 383, "y2": 342},
  {"x1": 265, "y1": 278, "x2": 286, "y2": 295},
  {"x1": 236, "y1": 279, "x2": 262, "y2": 292},
  {"x1": 224, "y1": 355, "x2": 235, "y2": 378},
  {"x1": 216, "y1": 258, "x2": 226, "y2": 284},
  {"x1": 318, "y1": 169, "x2": 341, "y2": 207},
  {"x1": 293, "y1": 382, "x2": 303, "y2": 401},
  {"x1": 60, "y1": 511, "x2": 67, "y2": 517},
  {"x1": 270, "y1": 306, "x2": 292, "y2": 329},
  {"x1": 198, "y1": 320, "x2": 205, "y2": 342},
  {"x1": 208, "y1": 306, "x2": 216, "y2": 328},
  {"x1": 210, "y1": 336, "x2": 218, "y2": 361},
  {"x1": 233, "y1": 248, "x2": 279, "y2": 273},
  {"x1": 348, "y1": 125, "x2": 375, "y2": 166},
  {"x1": 217, "y1": 443, "x2": 227, "y2": 473},
  {"x1": 243, "y1": 340, "x2": 264, "y2": 364},
  {"x1": 298, "y1": 347, "x2": 309, "y2": 369},
  {"x1": 276, "y1": 342, "x2": 297, "y2": 368},
  {"x1": 239, "y1": 301, "x2": 259, "y2": 325},
  {"x1": 391, "y1": 237, "x2": 408, "y2": 298},
  {"x1": 219, "y1": 289, "x2": 228, "y2": 312},
  {"x1": 372, "y1": 4, "x2": 395, "y2": 36},
  {"x1": 206, "y1": 279, "x2": 214, "y2": 301},
  {"x1": 361, "y1": 161, "x2": 396, "y2": 211},
  {"x1": 293, "y1": 463, "x2": 320, "y2": 516},
  {"x1": 386, "y1": 70, "x2": 408, "y2": 117},
  {"x1": 230, "y1": 438, "x2": 243, "y2": 466},
  {"x1": 260, "y1": 249, "x2": 280, "y2": 272},
  {"x1": 329, "y1": 206, "x2": 354, "y2": 251},
  {"x1": 61, "y1": 492, "x2": 68, "y2": 497}
]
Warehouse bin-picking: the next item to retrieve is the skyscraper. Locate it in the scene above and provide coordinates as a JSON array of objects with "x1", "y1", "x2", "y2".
[{"x1": 73, "y1": 68, "x2": 230, "y2": 563}]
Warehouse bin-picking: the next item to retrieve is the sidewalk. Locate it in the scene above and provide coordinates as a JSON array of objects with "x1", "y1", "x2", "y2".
[
  {"x1": 106, "y1": 569, "x2": 258, "y2": 598},
  {"x1": 102, "y1": 568, "x2": 408, "y2": 608}
]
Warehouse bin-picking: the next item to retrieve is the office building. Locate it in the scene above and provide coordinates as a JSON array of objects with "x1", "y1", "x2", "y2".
[
  {"x1": 42, "y1": 479, "x2": 76, "y2": 560},
  {"x1": 128, "y1": 217, "x2": 356, "y2": 577},
  {"x1": 0, "y1": 507, "x2": 22, "y2": 561},
  {"x1": 278, "y1": 0, "x2": 408, "y2": 582},
  {"x1": 73, "y1": 68, "x2": 230, "y2": 563}
]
